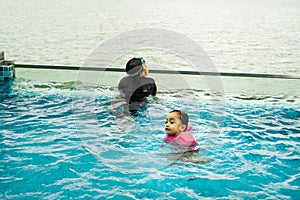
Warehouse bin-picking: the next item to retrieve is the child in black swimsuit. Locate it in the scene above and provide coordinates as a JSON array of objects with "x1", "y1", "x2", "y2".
[{"x1": 118, "y1": 57, "x2": 157, "y2": 115}]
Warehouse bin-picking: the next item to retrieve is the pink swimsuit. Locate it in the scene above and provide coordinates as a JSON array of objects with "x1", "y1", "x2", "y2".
[{"x1": 164, "y1": 125, "x2": 198, "y2": 148}]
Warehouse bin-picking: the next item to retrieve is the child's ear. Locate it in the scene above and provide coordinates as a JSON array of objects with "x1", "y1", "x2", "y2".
[
  {"x1": 140, "y1": 68, "x2": 146, "y2": 76},
  {"x1": 180, "y1": 124, "x2": 187, "y2": 132}
]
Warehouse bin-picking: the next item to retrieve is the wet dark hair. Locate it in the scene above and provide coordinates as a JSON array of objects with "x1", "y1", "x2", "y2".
[
  {"x1": 170, "y1": 110, "x2": 189, "y2": 127},
  {"x1": 126, "y1": 57, "x2": 143, "y2": 76}
]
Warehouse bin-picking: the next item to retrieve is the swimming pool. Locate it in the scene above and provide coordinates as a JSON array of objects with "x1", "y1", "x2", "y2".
[{"x1": 1, "y1": 79, "x2": 299, "y2": 199}]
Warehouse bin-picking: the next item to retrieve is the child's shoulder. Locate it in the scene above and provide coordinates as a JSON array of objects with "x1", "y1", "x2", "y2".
[
  {"x1": 176, "y1": 131, "x2": 195, "y2": 142},
  {"x1": 142, "y1": 76, "x2": 155, "y2": 83},
  {"x1": 175, "y1": 126, "x2": 198, "y2": 147}
]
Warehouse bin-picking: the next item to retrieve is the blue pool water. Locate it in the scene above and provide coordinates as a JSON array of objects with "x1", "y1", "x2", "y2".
[{"x1": 1, "y1": 80, "x2": 300, "y2": 199}]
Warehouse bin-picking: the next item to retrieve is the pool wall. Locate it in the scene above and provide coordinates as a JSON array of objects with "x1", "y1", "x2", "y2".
[
  {"x1": 14, "y1": 67, "x2": 300, "y2": 97},
  {"x1": 0, "y1": 62, "x2": 14, "y2": 82}
]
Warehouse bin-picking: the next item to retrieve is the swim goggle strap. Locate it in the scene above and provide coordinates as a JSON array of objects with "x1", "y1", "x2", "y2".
[{"x1": 129, "y1": 57, "x2": 146, "y2": 76}]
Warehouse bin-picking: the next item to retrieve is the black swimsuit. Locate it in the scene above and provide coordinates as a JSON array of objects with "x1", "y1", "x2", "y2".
[{"x1": 118, "y1": 76, "x2": 157, "y2": 114}]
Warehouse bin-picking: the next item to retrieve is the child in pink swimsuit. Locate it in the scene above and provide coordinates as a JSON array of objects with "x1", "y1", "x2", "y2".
[{"x1": 164, "y1": 110, "x2": 198, "y2": 148}]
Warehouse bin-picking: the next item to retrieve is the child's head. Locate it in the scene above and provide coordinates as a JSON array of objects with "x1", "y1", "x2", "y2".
[
  {"x1": 165, "y1": 110, "x2": 189, "y2": 136},
  {"x1": 126, "y1": 57, "x2": 149, "y2": 77}
]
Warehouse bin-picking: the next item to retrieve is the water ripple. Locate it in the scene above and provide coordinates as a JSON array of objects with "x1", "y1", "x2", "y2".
[{"x1": 1, "y1": 87, "x2": 299, "y2": 199}]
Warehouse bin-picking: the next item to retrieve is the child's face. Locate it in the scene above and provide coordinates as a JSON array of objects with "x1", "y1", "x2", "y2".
[{"x1": 165, "y1": 112, "x2": 186, "y2": 136}]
